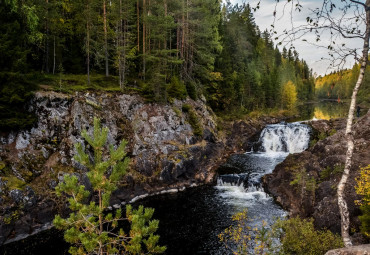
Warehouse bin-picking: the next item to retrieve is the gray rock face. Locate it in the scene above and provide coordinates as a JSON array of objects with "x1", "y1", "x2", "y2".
[
  {"x1": 0, "y1": 91, "x2": 284, "y2": 245},
  {"x1": 325, "y1": 244, "x2": 370, "y2": 255},
  {"x1": 0, "y1": 91, "x2": 223, "y2": 245}
]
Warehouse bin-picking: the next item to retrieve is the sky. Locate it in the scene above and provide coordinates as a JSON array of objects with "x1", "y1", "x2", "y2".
[{"x1": 227, "y1": 0, "x2": 364, "y2": 76}]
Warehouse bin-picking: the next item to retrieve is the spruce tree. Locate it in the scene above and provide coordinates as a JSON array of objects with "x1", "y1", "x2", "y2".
[{"x1": 53, "y1": 117, "x2": 166, "y2": 255}]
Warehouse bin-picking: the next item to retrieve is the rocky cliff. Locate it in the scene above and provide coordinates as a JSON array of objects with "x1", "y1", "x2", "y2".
[
  {"x1": 0, "y1": 91, "x2": 282, "y2": 245},
  {"x1": 264, "y1": 110, "x2": 370, "y2": 242}
]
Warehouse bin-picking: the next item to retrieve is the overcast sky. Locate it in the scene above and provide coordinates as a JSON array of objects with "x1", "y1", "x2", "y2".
[{"x1": 227, "y1": 0, "x2": 364, "y2": 76}]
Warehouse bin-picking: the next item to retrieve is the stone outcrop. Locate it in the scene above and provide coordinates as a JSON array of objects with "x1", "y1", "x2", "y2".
[
  {"x1": 0, "y1": 91, "x2": 282, "y2": 245},
  {"x1": 264, "y1": 110, "x2": 370, "y2": 239},
  {"x1": 325, "y1": 244, "x2": 370, "y2": 255},
  {"x1": 0, "y1": 91, "x2": 222, "y2": 244}
]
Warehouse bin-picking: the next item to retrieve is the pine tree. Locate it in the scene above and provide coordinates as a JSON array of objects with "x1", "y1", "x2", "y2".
[{"x1": 53, "y1": 117, "x2": 166, "y2": 255}]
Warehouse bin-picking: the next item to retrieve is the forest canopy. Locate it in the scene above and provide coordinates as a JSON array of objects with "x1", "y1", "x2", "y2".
[{"x1": 0, "y1": 0, "x2": 316, "y2": 130}]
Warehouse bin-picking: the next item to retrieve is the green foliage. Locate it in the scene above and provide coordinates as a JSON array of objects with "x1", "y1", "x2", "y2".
[
  {"x1": 186, "y1": 81, "x2": 197, "y2": 100},
  {"x1": 272, "y1": 217, "x2": 343, "y2": 255},
  {"x1": 320, "y1": 164, "x2": 344, "y2": 181},
  {"x1": 290, "y1": 169, "x2": 316, "y2": 193},
  {"x1": 53, "y1": 117, "x2": 165, "y2": 255},
  {"x1": 167, "y1": 76, "x2": 187, "y2": 100},
  {"x1": 0, "y1": 0, "x2": 316, "y2": 116},
  {"x1": 328, "y1": 128, "x2": 337, "y2": 136},
  {"x1": 318, "y1": 132, "x2": 328, "y2": 141},
  {"x1": 281, "y1": 80, "x2": 298, "y2": 110},
  {"x1": 355, "y1": 165, "x2": 370, "y2": 237},
  {"x1": 188, "y1": 109, "x2": 203, "y2": 137},
  {"x1": 139, "y1": 82, "x2": 156, "y2": 102},
  {"x1": 316, "y1": 64, "x2": 370, "y2": 107},
  {"x1": 0, "y1": 72, "x2": 38, "y2": 131},
  {"x1": 172, "y1": 107, "x2": 182, "y2": 118},
  {"x1": 182, "y1": 104, "x2": 202, "y2": 137},
  {"x1": 181, "y1": 104, "x2": 191, "y2": 113},
  {"x1": 219, "y1": 211, "x2": 343, "y2": 255}
]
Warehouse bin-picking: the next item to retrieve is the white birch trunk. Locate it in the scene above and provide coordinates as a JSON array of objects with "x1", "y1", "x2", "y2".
[{"x1": 337, "y1": 0, "x2": 370, "y2": 247}]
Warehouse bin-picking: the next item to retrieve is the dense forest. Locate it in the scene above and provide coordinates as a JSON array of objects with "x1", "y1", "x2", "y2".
[
  {"x1": 0, "y1": 0, "x2": 315, "y2": 130},
  {"x1": 315, "y1": 63, "x2": 370, "y2": 106}
]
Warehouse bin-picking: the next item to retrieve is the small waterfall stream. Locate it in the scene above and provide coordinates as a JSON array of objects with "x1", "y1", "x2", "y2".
[
  {"x1": 259, "y1": 123, "x2": 311, "y2": 154},
  {"x1": 215, "y1": 122, "x2": 311, "y2": 250},
  {"x1": 1, "y1": 122, "x2": 312, "y2": 255}
]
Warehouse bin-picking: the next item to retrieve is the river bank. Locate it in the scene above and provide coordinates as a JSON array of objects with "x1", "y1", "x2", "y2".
[
  {"x1": 0, "y1": 91, "x2": 287, "y2": 246},
  {"x1": 264, "y1": 109, "x2": 370, "y2": 243}
]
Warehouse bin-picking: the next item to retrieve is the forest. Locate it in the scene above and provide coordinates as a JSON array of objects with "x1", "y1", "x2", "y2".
[
  {"x1": 0, "y1": 0, "x2": 315, "y2": 131},
  {"x1": 315, "y1": 63, "x2": 370, "y2": 106}
]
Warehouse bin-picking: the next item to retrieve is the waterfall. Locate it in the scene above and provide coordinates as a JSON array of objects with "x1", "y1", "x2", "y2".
[
  {"x1": 258, "y1": 122, "x2": 311, "y2": 154},
  {"x1": 216, "y1": 122, "x2": 311, "y2": 205}
]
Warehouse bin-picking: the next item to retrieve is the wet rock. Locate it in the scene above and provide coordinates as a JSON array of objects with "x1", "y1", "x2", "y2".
[
  {"x1": 264, "y1": 111, "x2": 370, "y2": 235},
  {"x1": 160, "y1": 160, "x2": 175, "y2": 183},
  {"x1": 0, "y1": 90, "x2": 286, "y2": 245},
  {"x1": 23, "y1": 186, "x2": 36, "y2": 210},
  {"x1": 9, "y1": 189, "x2": 23, "y2": 204},
  {"x1": 203, "y1": 129, "x2": 216, "y2": 143}
]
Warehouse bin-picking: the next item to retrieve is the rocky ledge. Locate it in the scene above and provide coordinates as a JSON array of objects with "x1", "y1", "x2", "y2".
[
  {"x1": 0, "y1": 91, "x2": 282, "y2": 245},
  {"x1": 326, "y1": 244, "x2": 370, "y2": 255},
  {"x1": 264, "y1": 110, "x2": 370, "y2": 242}
]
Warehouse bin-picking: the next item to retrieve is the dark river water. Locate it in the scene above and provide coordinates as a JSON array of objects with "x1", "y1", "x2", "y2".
[
  {"x1": 2, "y1": 101, "x2": 355, "y2": 254},
  {"x1": 1, "y1": 121, "x2": 313, "y2": 255}
]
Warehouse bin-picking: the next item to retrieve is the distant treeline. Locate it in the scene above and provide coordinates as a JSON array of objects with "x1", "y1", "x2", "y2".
[
  {"x1": 0, "y1": 0, "x2": 315, "y2": 129},
  {"x1": 315, "y1": 63, "x2": 370, "y2": 106}
]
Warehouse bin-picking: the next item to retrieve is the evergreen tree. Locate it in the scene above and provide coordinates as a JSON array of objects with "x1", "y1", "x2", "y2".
[{"x1": 53, "y1": 117, "x2": 166, "y2": 255}]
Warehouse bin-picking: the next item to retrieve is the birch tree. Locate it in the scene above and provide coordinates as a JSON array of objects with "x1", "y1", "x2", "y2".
[{"x1": 274, "y1": 0, "x2": 370, "y2": 246}]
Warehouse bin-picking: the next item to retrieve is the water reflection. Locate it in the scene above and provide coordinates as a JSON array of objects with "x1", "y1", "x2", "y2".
[{"x1": 296, "y1": 101, "x2": 349, "y2": 121}]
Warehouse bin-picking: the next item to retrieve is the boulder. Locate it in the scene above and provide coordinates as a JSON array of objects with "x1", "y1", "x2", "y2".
[{"x1": 325, "y1": 244, "x2": 370, "y2": 255}]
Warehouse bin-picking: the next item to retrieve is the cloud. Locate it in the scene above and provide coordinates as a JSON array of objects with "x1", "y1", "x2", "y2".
[{"x1": 226, "y1": 0, "x2": 363, "y2": 75}]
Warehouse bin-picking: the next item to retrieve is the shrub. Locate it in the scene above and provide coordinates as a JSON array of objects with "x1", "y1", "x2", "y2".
[
  {"x1": 0, "y1": 72, "x2": 38, "y2": 131},
  {"x1": 220, "y1": 212, "x2": 343, "y2": 255},
  {"x1": 140, "y1": 82, "x2": 156, "y2": 102},
  {"x1": 167, "y1": 76, "x2": 187, "y2": 100},
  {"x1": 182, "y1": 104, "x2": 191, "y2": 112},
  {"x1": 188, "y1": 109, "x2": 203, "y2": 137},
  {"x1": 186, "y1": 81, "x2": 197, "y2": 100},
  {"x1": 355, "y1": 164, "x2": 370, "y2": 237},
  {"x1": 273, "y1": 217, "x2": 343, "y2": 255},
  {"x1": 320, "y1": 164, "x2": 344, "y2": 181}
]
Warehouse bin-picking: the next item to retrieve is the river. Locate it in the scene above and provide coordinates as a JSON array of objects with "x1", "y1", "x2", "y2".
[{"x1": 1, "y1": 120, "x2": 313, "y2": 254}]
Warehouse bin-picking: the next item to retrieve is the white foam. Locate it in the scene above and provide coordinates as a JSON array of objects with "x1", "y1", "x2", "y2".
[{"x1": 259, "y1": 123, "x2": 310, "y2": 154}]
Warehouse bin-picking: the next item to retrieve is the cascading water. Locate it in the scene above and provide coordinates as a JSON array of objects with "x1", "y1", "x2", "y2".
[
  {"x1": 2, "y1": 122, "x2": 312, "y2": 255},
  {"x1": 215, "y1": 122, "x2": 311, "y2": 247},
  {"x1": 259, "y1": 122, "x2": 311, "y2": 154}
]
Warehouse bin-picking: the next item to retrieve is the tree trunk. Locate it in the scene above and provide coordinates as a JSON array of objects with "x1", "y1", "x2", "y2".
[
  {"x1": 137, "y1": 0, "x2": 140, "y2": 52},
  {"x1": 123, "y1": 18, "x2": 127, "y2": 89},
  {"x1": 181, "y1": 0, "x2": 185, "y2": 58},
  {"x1": 337, "y1": 0, "x2": 370, "y2": 247},
  {"x1": 143, "y1": 0, "x2": 146, "y2": 80},
  {"x1": 45, "y1": 0, "x2": 49, "y2": 73},
  {"x1": 103, "y1": 0, "x2": 109, "y2": 77},
  {"x1": 87, "y1": 3, "x2": 91, "y2": 86},
  {"x1": 53, "y1": 36, "x2": 56, "y2": 74}
]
